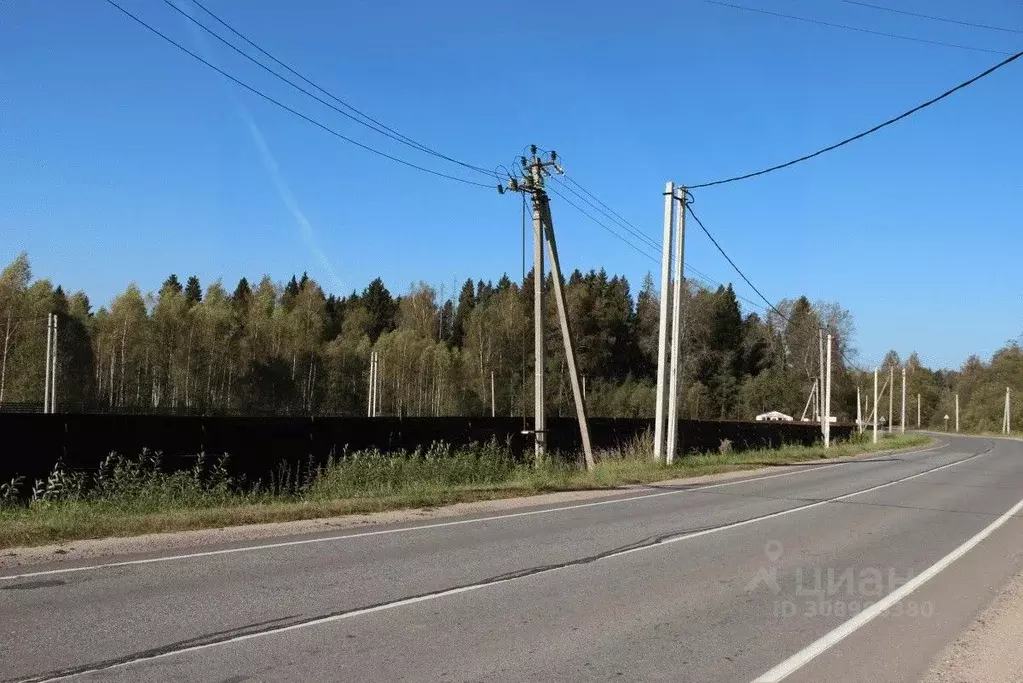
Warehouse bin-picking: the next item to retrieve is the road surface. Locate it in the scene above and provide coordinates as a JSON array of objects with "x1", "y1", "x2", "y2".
[{"x1": 3, "y1": 434, "x2": 1023, "y2": 682}]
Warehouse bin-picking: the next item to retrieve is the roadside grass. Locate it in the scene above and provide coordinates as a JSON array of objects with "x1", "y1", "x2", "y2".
[{"x1": 0, "y1": 433, "x2": 930, "y2": 549}]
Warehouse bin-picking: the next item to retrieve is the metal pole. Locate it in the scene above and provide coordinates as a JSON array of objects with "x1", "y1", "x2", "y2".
[
  {"x1": 824, "y1": 334, "x2": 832, "y2": 448},
  {"x1": 540, "y1": 195, "x2": 594, "y2": 469},
  {"x1": 666, "y1": 187, "x2": 687, "y2": 464},
  {"x1": 43, "y1": 314, "x2": 52, "y2": 414},
  {"x1": 888, "y1": 366, "x2": 894, "y2": 433},
  {"x1": 900, "y1": 366, "x2": 906, "y2": 434},
  {"x1": 873, "y1": 368, "x2": 878, "y2": 444},
  {"x1": 532, "y1": 172, "x2": 546, "y2": 462},
  {"x1": 653, "y1": 181, "x2": 675, "y2": 461},
  {"x1": 955, "y1": 393, "x2": 959, "y2": 433},
  {"x1": 51, "y1": 316, "x2": 58, "y2": 414}
]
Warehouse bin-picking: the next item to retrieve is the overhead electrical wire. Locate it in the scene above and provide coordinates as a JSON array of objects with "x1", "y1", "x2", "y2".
[
  {"x1": 547, "y1": 176, "x2": 661, "y2": 252},
  {"x1": 684, "y1": 200, "x2": 863, "y2": 369},
  {"x1": 545, "y1": 184, "x2": 662, "y2": 262},
  {"x1": 841, "y1": 1, "x2": 1023, "y2": 36},
  {"x1": 173, "y1": 0, "x2": 501, "y2": 180},
  {"x1": 704, "y1": 0, "x2": 1012, "y2": 55},
  {"x1": 689, "y1": 49, "x2": 1023, "y2": 189},
  {"x1": 685, "y1": 201, "x2": 791, "y2": 323},
  {"x1": 560, "y1": 174, "x2": 660, "y2": 250},
  {"x1": 103, "y1": 0, "x2": 493, "y2": 188},
  {"x1": 543, "y1": 181, "x2": 766, "y2": 312}
]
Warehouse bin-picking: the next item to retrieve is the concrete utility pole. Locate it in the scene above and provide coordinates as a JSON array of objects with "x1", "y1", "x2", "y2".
[
  {"x1": 1005, "y1": 387, "x2": 1011, "y2": 434},
  {"x1": 900, "y1": 366, "x2": 907, "y2": 435},
  {"x1": 818, "y1": 330, "x2": 826, "y2": 439},
  {"x1": 666, "y1": 186, "x2": 687, "y2": 464},
  {"x1": 44, "y1": 314, "x2": 53, "y2": 414},
  {"x1": 653, "y1": 181, "x2": 675, "y2": 461},
  {"x1": 856, "y1": 386, "x2": 862, "y2": 434},
  {"x1": 873, "y1": 369, "x2": 879, "y2": 444},
  {"x1": 955, "y1": 393, "x2": 960, "y2": 433},
  {"x1": 491, "y1": 371, "x2": 496, "y2": 418},
  {"x1": 367, "y1": 352, "x2": 374, "y2": 417},
  {"x1": 582, "y1": 375, "x2": 587, "y2": 401},
  {"x1": 824, "y1": 334, "x2": 832, "y2": 448},
  {"x1": 917, "y1": 393, "x2": 922, "y2": 428},
  {"x1": 801, "y1": 379, "x2": 818, "y2": 423},
  {"x1": 50, "y1": 315, "x2": 58, "y2": 414},
  {"x1": 499, "y1": 147, "x2": 594, "y2": 469},
  {"x1": 888, "y1": 366, "x2": 894, "y2": 434}
]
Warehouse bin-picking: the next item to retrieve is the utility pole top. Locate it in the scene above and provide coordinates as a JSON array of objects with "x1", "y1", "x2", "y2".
[{"x1": 497, "y1": 147, "x2": 563, "y2": 196}]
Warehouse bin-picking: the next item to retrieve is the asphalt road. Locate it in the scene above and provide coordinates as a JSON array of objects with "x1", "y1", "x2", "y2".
[{"x1": 3, "y1": 434, "x2": 1023, "y2": 683}]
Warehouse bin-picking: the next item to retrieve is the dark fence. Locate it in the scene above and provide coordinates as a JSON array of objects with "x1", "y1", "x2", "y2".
[{"x1": 0, "y1": 414, "x2": 853, "y2": 486}]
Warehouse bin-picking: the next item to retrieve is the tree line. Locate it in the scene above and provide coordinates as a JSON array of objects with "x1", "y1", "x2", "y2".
[{"x1": 0, "y1": 252, "x2": 1017, "y2": 428}]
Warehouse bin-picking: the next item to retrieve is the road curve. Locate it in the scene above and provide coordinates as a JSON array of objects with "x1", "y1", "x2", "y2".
[{"x1": 2, "y1": 434, "x2": 1022, "y2": 683}]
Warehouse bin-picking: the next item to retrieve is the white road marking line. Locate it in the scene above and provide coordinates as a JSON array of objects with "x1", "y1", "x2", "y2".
[
  {"x1": 751, "y1": 493, "x2": 1023, "y2": 682},
  {"x1": 17, "y1": 443, "x2": 982, "y2": 682},
  {"x1": 0, "y1": 442, "x2": 949, "y2": 581}
]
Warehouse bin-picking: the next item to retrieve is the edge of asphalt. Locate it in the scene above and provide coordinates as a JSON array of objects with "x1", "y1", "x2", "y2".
[{"x1": 0, "y1": 437, "x2": 944, "y2": 571}]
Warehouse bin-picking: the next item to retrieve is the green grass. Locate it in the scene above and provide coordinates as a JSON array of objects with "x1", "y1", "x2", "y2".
[{"x1": 0, "y1": 433, "x2": 930, "y2": 549}]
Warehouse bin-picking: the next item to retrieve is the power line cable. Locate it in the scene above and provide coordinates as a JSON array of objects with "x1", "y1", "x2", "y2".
[
  {"x1": 545, "y1": 184, "x2": 662, "y2": 262},
  {"x1": 547, "y1": 176, "x2": 661, "y2": 251},
  {"x1": 180, "y1": 0, "x2": 501, "y2": 179},
  {"x1": 546, "y1": 182, "x2": 767, "y2": 312},
  {"x1": 104, "y1": 0, "x2": 493, "y2": 188},
  {"x1": 705, "y1": 0, "x2": 1012, "y2": 55},
  {"x1": 684, "y1": 202, "x2": 863, "y2": 369},
  {"x1": 685, "y1": 202, "x2": 790, "y2": 322},
  {"x1": 560, "y1": 174, "x2": 659, "y2": 247},
  {"x1": 690, "y1": 49, "x2": 1022, "y2": 188},
  {"x1": 841, "y1": 0, "x2": 1023, "y2": 36}
]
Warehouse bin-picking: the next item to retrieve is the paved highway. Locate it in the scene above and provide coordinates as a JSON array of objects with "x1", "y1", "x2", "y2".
[{"x1": 3, "y1": 434, "x2": 1023, "y2": 682}]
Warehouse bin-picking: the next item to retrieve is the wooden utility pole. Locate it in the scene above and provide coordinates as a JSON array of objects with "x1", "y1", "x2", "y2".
[
  {"x1": 499, "y1": 147, "x2": 594, "y2": 469},
  {"x1": 666, "y1": 186, "x2": 687, "y2": 464},
  {"x1": 654, "y1": 181, "x2": 675, "y2": 461}
]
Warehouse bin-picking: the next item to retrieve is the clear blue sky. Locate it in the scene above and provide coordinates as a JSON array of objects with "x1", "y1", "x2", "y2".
[{"x1": 2, "y1": 0, "x2": 1021, "y2": 370}]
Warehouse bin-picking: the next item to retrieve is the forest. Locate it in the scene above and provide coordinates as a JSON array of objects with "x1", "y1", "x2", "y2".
[{"x1": 0, "y1": 252, "x2": 1018, "y2": 430}]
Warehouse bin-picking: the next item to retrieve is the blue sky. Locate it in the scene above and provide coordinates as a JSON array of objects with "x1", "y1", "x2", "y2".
[{"x1": 2, "y1": 0, "x2": 1021, "y2": 370}]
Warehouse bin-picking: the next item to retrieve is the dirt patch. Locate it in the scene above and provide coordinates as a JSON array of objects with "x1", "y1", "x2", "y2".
[{"x1": 922, "y1": 569, "x2": 1023, "y2": 683}]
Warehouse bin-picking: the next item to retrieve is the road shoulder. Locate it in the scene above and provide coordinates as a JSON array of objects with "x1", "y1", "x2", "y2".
[
  {"x1": 922, "y1": 566, "x2": 1023, "y2": 683},
  {"x1": 0, "y1": 438, "x2": 938, "y2": 571}
]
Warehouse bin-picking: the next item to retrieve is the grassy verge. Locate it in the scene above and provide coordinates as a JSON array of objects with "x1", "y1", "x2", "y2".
[{"x1": 0, "y1": 433, "x2": 930, "y2": 549}]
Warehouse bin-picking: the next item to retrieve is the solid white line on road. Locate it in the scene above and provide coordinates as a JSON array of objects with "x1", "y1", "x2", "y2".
[
  {"x1": 751, "y1": 493, "x2": 1023, "y2": 683},
  {"x1": 17, "y1": 443, "x2": 984, "y2": 682},
  {"x1": 0, "y1": 441, "x2": 950, "y2": 581}
]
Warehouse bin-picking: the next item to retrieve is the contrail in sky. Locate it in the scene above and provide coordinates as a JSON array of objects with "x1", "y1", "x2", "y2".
[{"x1": 175, "y1": 0, "x2": 346, "y2": 292}]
